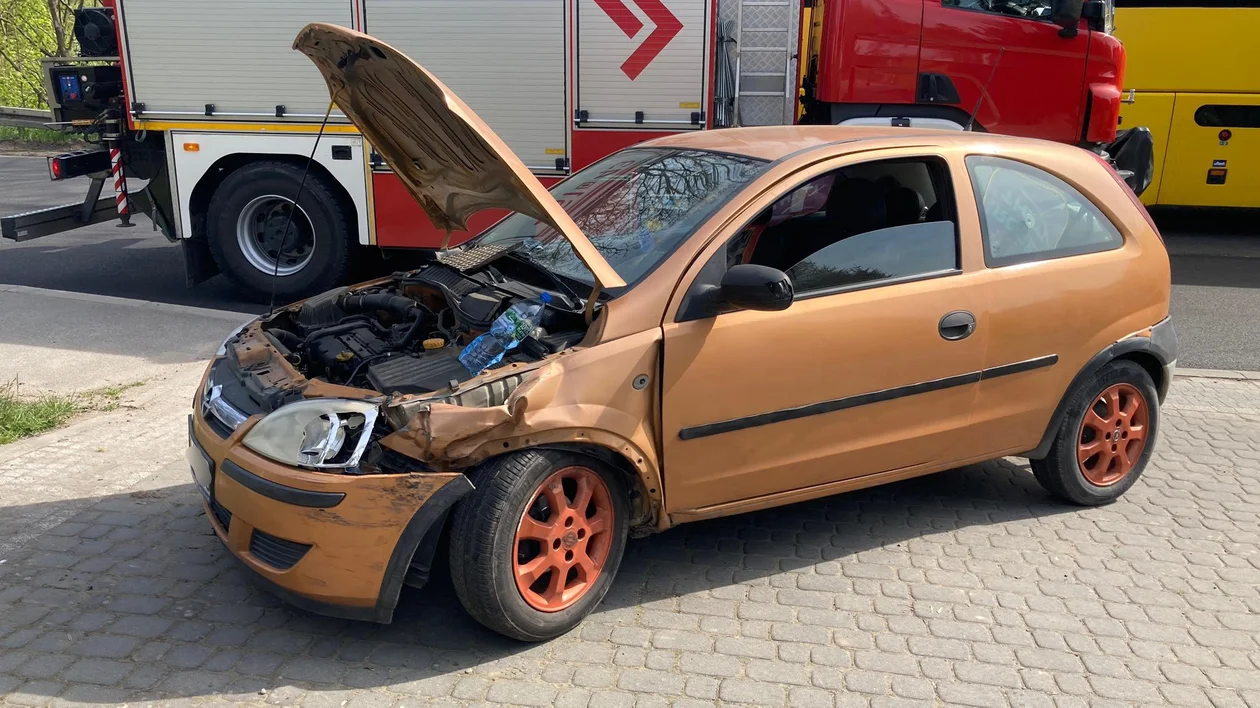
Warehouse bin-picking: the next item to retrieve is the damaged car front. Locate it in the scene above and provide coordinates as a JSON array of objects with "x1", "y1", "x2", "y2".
[
  {"x1": 189, "y1": 272, "x2": 589, "y2": 622},
  {"x1": 187, "y1": 22, "x2": 769, "y2": 625}
]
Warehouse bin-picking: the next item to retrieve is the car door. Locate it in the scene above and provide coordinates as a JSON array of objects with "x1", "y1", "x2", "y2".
[
  {"x1": 960, "y1": 153, "x2": 1138, "y2": 455},
  {"x1": 660, "y1": 150, "x2": 991, "y2": 515},
  {"x1": 919, "y1": 0, "x2": 1089, "y2": 143}
]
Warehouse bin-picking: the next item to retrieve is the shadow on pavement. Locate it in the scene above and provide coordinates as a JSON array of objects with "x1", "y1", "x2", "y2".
[
  {"x1": 1170, "y1": 254, "x2": 1260, "y2": 289},
  {"x1": 1151, "y1": 207, "x2": 1259, "y2": 237},
  {"x1": 0, "y1": 229, "x2": 427, "y2": 316},
  {"x1": 0, "y1": 457, "x2": 1078, "y2": 704}
]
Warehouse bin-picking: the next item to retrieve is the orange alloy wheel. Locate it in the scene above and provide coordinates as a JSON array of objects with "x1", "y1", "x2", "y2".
[
  {"x1": 513, "y1": 466, "x2": 615, "y2": 612},
  {"x1": 1077, "y1": 382, "x2": 1150, "y2": 486}
]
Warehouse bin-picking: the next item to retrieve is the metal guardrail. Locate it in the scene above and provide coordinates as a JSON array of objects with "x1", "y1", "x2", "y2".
[{"x1": 0, "y1": 107, "x2": 53, "y2": 130}]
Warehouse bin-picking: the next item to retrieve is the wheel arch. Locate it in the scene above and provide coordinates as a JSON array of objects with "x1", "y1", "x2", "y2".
[
  {"x1": 188, "y1": 153, "x2": 359, "y2": 242},
  {"x1": 399, "y1": 438, "x2": 664, "y2": 603},
  {"x1": 1025, "y1": 320, "x2": 1176, "y2": 460},
  {"x1": 452, "y1": 430, "x2": 666, "y2": 536},
  {"x1": 529, "y1": 442, "x2": 661, "y2": 536}
]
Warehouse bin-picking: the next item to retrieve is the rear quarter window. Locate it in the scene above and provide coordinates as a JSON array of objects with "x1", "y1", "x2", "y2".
[{"x1": 965, "y1": 155, "x2": 1123, "y2": 268}]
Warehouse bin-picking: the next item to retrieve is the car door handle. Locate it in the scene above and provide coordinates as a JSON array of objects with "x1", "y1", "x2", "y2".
[{"x1": 939, "y1": 310, "x2": 976, "y2": 341}]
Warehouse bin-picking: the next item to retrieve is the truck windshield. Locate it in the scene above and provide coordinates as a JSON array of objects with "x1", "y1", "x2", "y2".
[{"x1": 469, "y1": 147, "x2": 769, "y2": 289}]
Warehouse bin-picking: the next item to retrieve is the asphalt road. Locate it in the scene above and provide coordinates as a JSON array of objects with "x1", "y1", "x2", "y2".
[{"x1": 2, "y1": 155, "x2": 1258, "y2": 369}]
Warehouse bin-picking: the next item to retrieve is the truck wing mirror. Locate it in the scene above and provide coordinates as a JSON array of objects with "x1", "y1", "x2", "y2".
[{"x1": 1050, "y1": 0, "x2": 1084, "y2": 34}]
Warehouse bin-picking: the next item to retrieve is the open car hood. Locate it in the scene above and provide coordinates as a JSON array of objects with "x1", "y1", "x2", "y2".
[{"x1": 293, "y1": 23, "x2": 625, "y2": 289}]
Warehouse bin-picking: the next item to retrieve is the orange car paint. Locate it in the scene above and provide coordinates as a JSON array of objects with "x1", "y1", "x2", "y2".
[{"x1": 194, "y1": 26, "x2": 1171, "y2": 620}]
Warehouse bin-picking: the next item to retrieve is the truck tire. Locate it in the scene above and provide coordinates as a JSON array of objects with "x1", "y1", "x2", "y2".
[
  {"x1": 1031, "y1": 360, "x2": 1159, "y2": 506},
  {"x1": 448, "y1": 449, "x2": 630, "y2": 642},
  {"x1": 207, "y1": 161, "x2": 352, "y2": 302}
]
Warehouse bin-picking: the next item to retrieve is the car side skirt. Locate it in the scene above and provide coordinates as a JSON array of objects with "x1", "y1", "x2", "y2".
[{"x1": 670, "y1": 445, "x2": 1035, "y2": 525}]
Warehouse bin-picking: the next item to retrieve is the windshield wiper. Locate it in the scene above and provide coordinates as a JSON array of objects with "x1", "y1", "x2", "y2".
[{"x1": 506, "y1": 252, "x2": 585, "y2": 311}]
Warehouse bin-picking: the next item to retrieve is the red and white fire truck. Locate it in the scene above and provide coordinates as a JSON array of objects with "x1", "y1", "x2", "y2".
[{"x1": 4, "y1": 0, "x2": 1149, "y2": 301}]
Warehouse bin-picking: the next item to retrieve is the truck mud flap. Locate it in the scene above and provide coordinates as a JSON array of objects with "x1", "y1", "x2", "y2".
[
  {"x1": 1, "y1": 177, "x2": 118, "y2": 241},
  {"x1": 1107, "y1": 127, "x2": 1155, "y2": 197}
]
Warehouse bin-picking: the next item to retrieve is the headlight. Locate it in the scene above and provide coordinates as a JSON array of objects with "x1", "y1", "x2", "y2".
[
  {"x1": 216, "y1": 319, "x2": 256, "y2": 357},
  {"x1": 242, "y1": 399, "x2": 380, "y2": 470}
]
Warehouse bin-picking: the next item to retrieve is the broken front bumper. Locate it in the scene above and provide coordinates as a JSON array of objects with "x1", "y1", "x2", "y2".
[{"x1": 188, "y1": 385, "x2": 471, "y2": 624}]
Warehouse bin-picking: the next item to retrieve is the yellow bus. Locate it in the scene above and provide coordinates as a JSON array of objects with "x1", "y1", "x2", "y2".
[{"x1": 1116, "y1": 0, "x2": 1260, "y2": 208}]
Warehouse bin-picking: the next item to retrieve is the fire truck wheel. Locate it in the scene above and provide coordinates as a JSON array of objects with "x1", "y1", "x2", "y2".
[{"x1": 207, "y1": 161, "x2": 352, "y2": 302}]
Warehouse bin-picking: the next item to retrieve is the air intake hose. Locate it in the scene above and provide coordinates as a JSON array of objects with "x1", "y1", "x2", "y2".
[
  {"x1": 338, "y1": 293, "x2": 421, "y2": 320},
  {"x1": 337, "y1": 292, "x2": 432, "y2": 350}
]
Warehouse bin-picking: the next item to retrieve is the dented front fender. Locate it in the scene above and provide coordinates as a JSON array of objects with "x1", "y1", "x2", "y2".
[{"x1": 379, "y1": 329, "x2": 667, "y2": 531}]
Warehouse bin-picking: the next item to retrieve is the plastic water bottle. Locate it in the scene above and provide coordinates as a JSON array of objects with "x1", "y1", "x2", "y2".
[{"x1": 459, "y1": 292, "x2": 552, "y2": 375}]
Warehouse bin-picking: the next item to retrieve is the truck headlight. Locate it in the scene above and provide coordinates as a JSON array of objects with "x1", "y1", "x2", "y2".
[{"x1": 242, "y1": 399, "x2": 380, "y2": 469}]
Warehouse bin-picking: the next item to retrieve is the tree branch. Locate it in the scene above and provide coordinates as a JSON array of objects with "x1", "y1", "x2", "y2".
[
  {"x1": 0, "y1": 45, "x2": 50, "y2": 104},
  {"x1": 45, "y1": 0, "x2": 68, "y2": 56}
]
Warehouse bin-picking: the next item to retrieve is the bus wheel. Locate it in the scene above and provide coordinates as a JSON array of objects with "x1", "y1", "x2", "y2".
[{"x1": 207, "y1": 161, "x2": 352, "y2": 303}]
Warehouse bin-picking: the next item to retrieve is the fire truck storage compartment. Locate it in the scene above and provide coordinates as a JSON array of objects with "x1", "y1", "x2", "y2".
[
  {"x1": 575, "y1": 0, "x2": 709, "y2": 128},
  {"x1": 118, "y1": 0, "x2": 355, "y2": 119},
  {"x1": 362, "y1": 0, "x2": 567, "y2": 173}
]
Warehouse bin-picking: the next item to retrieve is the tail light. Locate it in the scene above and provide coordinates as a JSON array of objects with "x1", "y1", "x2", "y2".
[{"x1": 46, "y1": 150, "x2": 112, "y2": 182}]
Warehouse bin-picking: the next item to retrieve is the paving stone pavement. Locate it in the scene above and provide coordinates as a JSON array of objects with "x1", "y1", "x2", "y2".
[{"x1": 1, "y1": 374, "x2": 1259, "y2": 708}]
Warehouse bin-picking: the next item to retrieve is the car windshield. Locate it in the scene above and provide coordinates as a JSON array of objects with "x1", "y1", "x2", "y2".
[{"x1": 469, "y1": 147, "x2": 769, "y2": 288}]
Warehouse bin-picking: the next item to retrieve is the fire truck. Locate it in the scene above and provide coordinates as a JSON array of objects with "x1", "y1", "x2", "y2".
[{"x1": 3, "y1": 0, "x2": 1148, "y2": 302}]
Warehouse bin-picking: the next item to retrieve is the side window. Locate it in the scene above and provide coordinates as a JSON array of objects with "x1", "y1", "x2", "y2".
[
  {"x1": 942, "y1": 0, "x2": 1054, "y2": 20},
  {"x1": 725, "y1": 157, "x2": 960, "y2": 296},
  {"x1": 966, "y1": 155, "x2": 1122, "y2": 267},
  {"x1": 787, "y1": 222, "x2": 957, "y2": 293}
]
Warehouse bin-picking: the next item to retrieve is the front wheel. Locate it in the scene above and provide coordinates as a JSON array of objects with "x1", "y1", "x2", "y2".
[
  {"x1": 206, "y1": 161, "x2": 353, "y2": 303},
  {"x1": 1031, "y1": 360, "x2": 1159, "y2": 505},
  {"x1": 448, "y1": 450, "x2": 630, "y2": 641}
]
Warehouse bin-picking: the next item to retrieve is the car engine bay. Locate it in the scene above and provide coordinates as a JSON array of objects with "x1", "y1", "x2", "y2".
[
  {"x1": 215, "y1": 247, "x2": 594, "y2": 419},
  {"x1": 267, "y1": 261, "x2": 588, "y2": 393}
]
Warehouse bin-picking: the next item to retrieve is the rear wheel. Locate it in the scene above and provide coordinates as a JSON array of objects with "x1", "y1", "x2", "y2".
[
  {"x1": 1031, "y1": 360, "x2": 1159, "y2": 505},
  {"x1": 448, "y1": 450, "x2": 629, "y2": 641},
  {"x1": 207, "y1": 161, "x2": 352, "y2": 302}
]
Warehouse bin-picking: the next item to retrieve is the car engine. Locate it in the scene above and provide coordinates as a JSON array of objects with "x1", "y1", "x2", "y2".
[{"x1": 256, "y1": 257, "x2": 590, "y2": 397}]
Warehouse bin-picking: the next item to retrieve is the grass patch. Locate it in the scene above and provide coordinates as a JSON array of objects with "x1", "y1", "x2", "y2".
[
  {"x1": 0, "y1": 382, "x2": 81, "y2": 445},
  {"x1": 0, "y1": 126, "x2": 86, "y2": 155},
  {"x1": 0, "y1": 126, "x2": 80, "y2": 144},
  {"x1": 0, "y1": 380, "x2": 144, "y2": 445}
]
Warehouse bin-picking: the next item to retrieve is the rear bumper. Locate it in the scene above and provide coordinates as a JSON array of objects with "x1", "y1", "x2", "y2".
[
  {"x1": 189, "y1": 392, "x2": 471, "y2": 623},
  {"x1": 1150, "y1": 316, "x2": 1178, "y2": 401}
]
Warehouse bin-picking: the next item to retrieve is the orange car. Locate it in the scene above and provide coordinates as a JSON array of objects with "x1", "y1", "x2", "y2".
[{"x1": 188, "y1": 24, "x2": 1176, "y2": 641}]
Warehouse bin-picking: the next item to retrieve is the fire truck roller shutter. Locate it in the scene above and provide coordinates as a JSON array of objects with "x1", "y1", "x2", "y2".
[
  {"x1": 120, "y1": 0, "x2": 355, "y2": 119},
  {"x1": 576, "y1": 0, "x2": 709, "y2": 128},
  {"x1": 362, "y1": 0, "x2": 568, "y2": 173}
]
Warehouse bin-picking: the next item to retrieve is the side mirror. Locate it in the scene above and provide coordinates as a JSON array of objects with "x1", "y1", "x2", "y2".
[
  {"x1": 719, "y1": 264, "x2": 794, "y2": 312},
  {"x1": 1050, "y1": 0, "x2": 1084, "y2": 33}
]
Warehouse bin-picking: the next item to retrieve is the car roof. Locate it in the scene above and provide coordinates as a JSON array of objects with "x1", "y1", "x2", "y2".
[{"x1": 638, "y1": 125, "x2": 1062, "y2": 162}]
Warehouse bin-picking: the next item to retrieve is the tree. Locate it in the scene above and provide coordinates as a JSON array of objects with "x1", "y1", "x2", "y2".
[{"x1": 0, "y1": 0, "x2": 93, "y2": 108}]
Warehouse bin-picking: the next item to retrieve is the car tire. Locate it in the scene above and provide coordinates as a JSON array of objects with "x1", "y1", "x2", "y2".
[
  {"x1": 207, "y1": 161, "x2": 353, "y2": 303},
  {"x1": 448, "y1": 449, "x2": 630, "y2": 642},
  {"x1": 1031, "y1": 360, "x2": 1159, "y2": 506}
]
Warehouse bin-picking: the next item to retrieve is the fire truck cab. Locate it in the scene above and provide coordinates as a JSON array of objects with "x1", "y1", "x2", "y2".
[{"x1": 8, "y1": 0, "x2": 1147, "y2": 302}]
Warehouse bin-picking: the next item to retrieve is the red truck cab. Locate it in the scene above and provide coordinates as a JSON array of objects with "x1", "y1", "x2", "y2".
[{"x1": 799, "y1": 0, "x2": 1124, "y2": 147}]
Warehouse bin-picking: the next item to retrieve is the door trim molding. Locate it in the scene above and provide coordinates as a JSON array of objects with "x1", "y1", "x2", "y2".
[{"x1": 677, "y1": 354, "x2": 1058, "y2": 441}]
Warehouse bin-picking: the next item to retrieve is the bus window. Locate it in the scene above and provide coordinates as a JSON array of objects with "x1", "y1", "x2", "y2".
[{"x1": 1195, "y1": 104, "x2": 1260, "y2": 128}]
